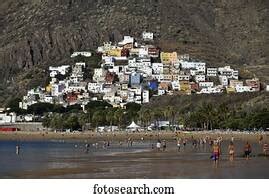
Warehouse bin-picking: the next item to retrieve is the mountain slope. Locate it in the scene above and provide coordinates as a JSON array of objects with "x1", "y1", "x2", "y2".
[{"x1": 0, "y1": 0, "x2": 269, "y2": 104}]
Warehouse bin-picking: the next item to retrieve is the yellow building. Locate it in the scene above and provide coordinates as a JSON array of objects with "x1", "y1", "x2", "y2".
[
  {"x1": 179, "y1": 81, "x2": 191, "y2": 93},
  {"x1": 160, "y1": 52, "x2": 178, "y2": 64},
  {"x1": 46, "y1": 84, "x2": 52, "y2": 93},
  {"x1": 226, "y1": 87, "x2": 236, "y2": 94},
  {"x1": 107, "y1": 48, "x2": 122, "y2": 57}
]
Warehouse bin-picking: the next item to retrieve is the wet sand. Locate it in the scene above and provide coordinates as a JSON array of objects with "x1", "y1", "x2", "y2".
[
  {"x1": 2, "y1": 139, "x2": 269, "y2": 179},
  {"x1": 1, "y1": 131, "x2": 269, "y2": 179}
]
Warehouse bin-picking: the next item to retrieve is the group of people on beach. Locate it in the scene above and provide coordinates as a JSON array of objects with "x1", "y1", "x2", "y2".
[
  {"x1": 152, "y1": 134, "x2": 269, "y2": 168},
  {"x1": 211, "y1": 136, "x2": 269, "y2": 167},
  {"x1": 156, "y1": 139, "x2": 167, "y2": 151}
]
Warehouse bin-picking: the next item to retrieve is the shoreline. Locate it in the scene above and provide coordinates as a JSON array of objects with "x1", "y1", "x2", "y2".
[{"x1": 0, "y1": 131, "x2": 268, "y2": 143}]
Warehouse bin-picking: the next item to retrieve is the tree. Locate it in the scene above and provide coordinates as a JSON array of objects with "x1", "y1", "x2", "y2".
[
  {"x1": 64, "y1": 114, "x2": 81, "y2": 130},
  {"x1": 139, "y1": 108, "x2": 152, "y2": 127},
  {"x1": 114, "y1": 109, "x2": 124, "y2": 130},
  {"x1": 92, "y1": 110, "x2": 104, "y2": 129},
  {"x1": 6, "y1": 97, "x2": 25, "y2": 114},
  {"x1": 106, "y1": 109, "x2": 115, "y2": 130},
  {"x1": 85, "y1": 101, "x2": 112, "y2": 111},
  {"x1": 50, "y1": 113, "x2": 64, "y2": 130},
  {"x1": 27, "y1": 103, "x2": 55, "y2": 115},
  {"x1": 42, "y1": 114, "x2": 51, "y2": 128}
]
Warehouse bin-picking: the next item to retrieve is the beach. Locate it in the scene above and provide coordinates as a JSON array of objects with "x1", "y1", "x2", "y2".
[
  {"x1": 0, "y1": 130, "x2": 268, "y2": 142},
  {"x1": 0, "y1": 130, "x2": 269, "y2": 178}
]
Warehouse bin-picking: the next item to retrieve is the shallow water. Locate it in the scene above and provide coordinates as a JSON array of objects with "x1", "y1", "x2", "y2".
[{"x1": 0, "y1": 140, "x2": 268, "y2": 179}]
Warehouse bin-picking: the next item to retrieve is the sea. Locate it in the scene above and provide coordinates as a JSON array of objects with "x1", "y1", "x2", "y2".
[{"x1": 0, "y1": 139, "x2": 268, "y2": 178}]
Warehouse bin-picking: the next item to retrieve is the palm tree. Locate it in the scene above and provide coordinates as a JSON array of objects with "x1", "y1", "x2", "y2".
[
  {"x1": 106, "y1": 109, "x2": 115, "y2": 130},
  {"x1": 114, "y1": 109, "x2": 124, "y2": 130},
  {"x1": 198, "y1": 103, "x2": 215, "y2": 130},
  {"x1": 92, "y1": 110, "x2": 104, "y2": 130},
  {"x1": 139, "y1": 108, "x2": 152, "y2": 128},
  {"x1": 151, "y1": 108, "x2": 164, "y2": 130}
]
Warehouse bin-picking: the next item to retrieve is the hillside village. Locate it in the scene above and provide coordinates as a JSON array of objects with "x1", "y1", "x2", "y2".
[{"x1": 18, "y1": 32, "x2": 264, "y2": 111}]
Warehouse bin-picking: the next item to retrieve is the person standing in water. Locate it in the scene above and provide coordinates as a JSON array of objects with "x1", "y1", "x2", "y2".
[
  {"x1": 263, "y1": 142, "x2": 268, "y2": 156},
  {"x1": 177, "y1": 139, "x2": 181, "y2": 152},
  {"x1": 162, "y1": 140, "x2": 167, "y2": 152},
  {"x1": 212, "y1": 141, "x2": 221, "y2": 167},
  {"x1": 228, "y1": 141, "x2": 235, "y2": 162},
  {"x1": 156, "y1": 139, "x2": 161, "y2": 151},
  {"x1": 244, "y1": 142, "x2": 252, "y2": 160},
  {"x1": 259, "y1": 135, "x2": 263, "y2": 145},
  {"x1": 16, "y1": 145, "x2": 20, "y2": 155}
]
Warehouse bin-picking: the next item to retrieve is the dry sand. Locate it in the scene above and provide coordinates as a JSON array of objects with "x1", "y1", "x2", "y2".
[{"x1": 0, "y1": 130, "x2": 268, "y2": 143}]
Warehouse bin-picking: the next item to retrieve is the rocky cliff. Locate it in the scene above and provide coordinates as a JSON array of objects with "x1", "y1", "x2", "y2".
[{"x1": 0, "y1": 0, "x2": 269, "y2": 104}]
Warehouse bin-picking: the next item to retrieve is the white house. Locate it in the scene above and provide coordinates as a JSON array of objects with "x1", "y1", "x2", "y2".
[
  {"x1": 0, "y1": 112, "x2": 16, "y2": 124},
  {"x1": 207, "y1": 68, "x2": 218, "y2": 77},
  {"x1": 103, "y1": 91, "x2": 116, "y2": 103},
  {"x1": 71, "y1": 52, "x2": 92, "y2": 58},
  {"x1": 180, "y1": 61, "x2": 197, "y2": 69},
  {"x1": 195, "y1": 63, "x2": 206, "y2": 73},
  {"x1": 67, "y1": 82, "x2": 87, "y2": 92},
  {"x1": 139, "y1": 66, "x2": 153, "y2": 77},
  {"x1": 142, "y1": 32, "x2": 154, "y2": 41},
  {"x1": 171, "y1": 81, "x2": 180, "y2": 91},
  {"x1": 49, "y1": 65, "x2": 70, "y2": 77},
  {"x1": 43, "y1": 95, "x2": 54, "y2": 104},
  {"x1": 152, "y1": 63, "x2": 164, "y2": 74},
  {"x1": 219, "y1": 75, "x2": 228, "y2": 86},
  {"x1": 88, "y1": 82, "x2": 102, "y2": 94},
  {"x1": 218, "y1": 66, "x2": 239, "y2": 80},
  {"x1": 180, "y1": 61, "x2": 206, "y2": 70},
  {"x1": 118, "y1": 36, "x2": 134, "y2": 46},
  {"x1": 235, "y1": 86, "x2": 253, "y2": 93},
  {"x1": 93, "y1": 68, "x2": 106, "y2": 82},
  {"x1": 198, "y1": 87, "x2": 222, "y2": 94},
  {"x1": 158, "y1": 89, "x2": 166, "y2": 96},
  {"x1": 152, "y1": 74, "x2": 164, "y2": 82},
  {"x1": 142, "y1": 90, "x2": 150, "y2": 103},
  {"x1": 195, "y1": 74, "x2": 206, "y2": 82},
  {"x1": 138, "y1": 47, "x2": 149, "y2": 58},
  {"x1": 199, "y1": 82, "x2": 214, "y2": 88},
  {"x1": 190, "y1": 69, "x2": 198, "y2": 76}
]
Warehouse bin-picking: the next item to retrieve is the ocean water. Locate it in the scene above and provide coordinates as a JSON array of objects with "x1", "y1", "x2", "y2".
[
  {"x1": 0, "y1": 140, "x2": 268, "y2": 178},
  {"x1": 0, "y1": 140, "x2": 148, "y2": 178}
]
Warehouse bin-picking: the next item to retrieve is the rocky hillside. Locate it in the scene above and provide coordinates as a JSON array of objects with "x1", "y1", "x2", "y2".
[{"x1": 0, "y1": 0, "x2": 269, "y2": 105}]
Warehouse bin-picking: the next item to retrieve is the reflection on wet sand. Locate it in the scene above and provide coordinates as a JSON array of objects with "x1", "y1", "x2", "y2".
[{"x1": 0, "y1": 137, "x2": 268, "y2": 179}]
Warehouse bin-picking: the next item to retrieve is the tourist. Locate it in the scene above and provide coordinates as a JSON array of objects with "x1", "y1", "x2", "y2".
[
  {"x1": 183, "y1": 139, "x2": 186, "y2": 147},
  {"x1": 212, "y1": 141, "x2": 221, "y2": 166},
  {"x1": 162, "y1": 140, "x2": 167, "y2": 152},
  {"x1": 177, "y1": 140, "x2": 181, "y2": 152},
  {"x1": 228, "y1": 141, "x2": 235, "y2": 162},
  {"x1": 156, "y1": 139, "x2": 161, "y2": 151},
  {"x1": 263, "y1": 143, "x2": 268, "y2": 156},
  {"x1": 231, "y1": 136, "x2": 234, "y2": 143},
  {"x1": 244, "y1": 142, "x2": 252, "y2": 160},
  {"x1": 85, "y1": 143, "x2": 89, "y2": 153},
  {"x1": 259, "y1": 135, "x2": 263, "y2": 145},
  {"x1": 16, "y1": 145, "x2": 20, "y2": 155},
  {"x1": 103, "y1": 141, "x2": 107, "y2": 149}
]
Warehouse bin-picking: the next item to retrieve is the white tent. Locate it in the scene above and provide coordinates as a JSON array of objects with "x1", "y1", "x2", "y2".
[{"x1": 127, "y1": 121, "x2": 140, "y2": 132}]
